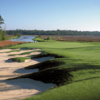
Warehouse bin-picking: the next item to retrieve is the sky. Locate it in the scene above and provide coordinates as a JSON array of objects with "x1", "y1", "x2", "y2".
[{"x1": 0, "y1": 0, "x2": 100, "y2": 31}]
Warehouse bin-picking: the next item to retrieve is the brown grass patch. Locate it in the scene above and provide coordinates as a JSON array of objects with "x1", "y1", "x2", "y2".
[
  {"x1": 0, "y1": 40, "x2": 27, "y2": 47},
  {"x1": 35, "y1": 35, "x2": 100, "y2": 42}
]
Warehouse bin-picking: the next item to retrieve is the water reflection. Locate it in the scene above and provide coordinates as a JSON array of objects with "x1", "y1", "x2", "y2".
[{"x1": 10, "y1": 36, "x2": 35, "y2": 42}]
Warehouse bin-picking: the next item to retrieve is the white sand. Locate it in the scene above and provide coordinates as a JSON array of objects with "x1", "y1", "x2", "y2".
[
  {"x1": 0, "y1": 49, "x2": 56, "y2": 100},
  {"x1": 0, "y1": 49, "x2": 14, "y2": 53}
]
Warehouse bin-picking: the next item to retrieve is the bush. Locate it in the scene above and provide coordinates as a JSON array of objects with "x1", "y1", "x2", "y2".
[
  {"x1": 15, "y1": 33, "x2": 21, "y2": 38},
  {"x1": 46, "y1": 37, "x2": 52, "y2": 40},
  {"x1": 38, "y1": 35, "x2": 41, "y2": 38},
  {"x1": 0, "y1": 30, "x2": 8, "y2": 41},
  {"x1": 33, "y1": 37, "x2": 45, "y2": 42}
]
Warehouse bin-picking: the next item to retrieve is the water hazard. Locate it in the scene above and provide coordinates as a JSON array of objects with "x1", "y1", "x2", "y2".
[{"x1": 10, "y1": 36, "x2": 35, "y2": 42}]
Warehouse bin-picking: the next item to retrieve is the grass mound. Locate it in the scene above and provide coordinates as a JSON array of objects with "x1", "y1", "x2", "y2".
[
  {"x1": 25, "y1": 59, "x2": 65, "y2": 71},
  {"x1": 33, "y1": 37, "x2": 45, "y2": 42},
  {"x1": 10, "y1": 57, "x2": 30, "y2": 62},
  {"x1": 33, "y1": 36, "x2": 52, "y2": 42},
  {"x1": 31, "y1": 52, "x2": 65, "y2": 59}
]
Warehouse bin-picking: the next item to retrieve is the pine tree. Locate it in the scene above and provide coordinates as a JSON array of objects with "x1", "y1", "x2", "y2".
[{"x1": 0, "y1": 15, "x2": 4, "y2": 29}]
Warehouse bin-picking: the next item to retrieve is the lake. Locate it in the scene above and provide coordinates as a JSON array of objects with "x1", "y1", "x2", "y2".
[{"x1": 10, "y1": 36, "x2": 35, "y2": 42}]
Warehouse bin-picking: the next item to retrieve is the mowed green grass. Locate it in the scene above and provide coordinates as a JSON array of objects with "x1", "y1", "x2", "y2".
[
  {"x1": 8, "y1": 41, "x2": 100, "y2": 100},
  {"x1": 9, "y1": 41, "x2": 94, "y2": 49}
]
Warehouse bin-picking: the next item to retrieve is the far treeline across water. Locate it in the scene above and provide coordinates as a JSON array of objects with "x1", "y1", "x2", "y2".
[{"x1": 6, "y1": 30, "x2": 100, "y2": 36}]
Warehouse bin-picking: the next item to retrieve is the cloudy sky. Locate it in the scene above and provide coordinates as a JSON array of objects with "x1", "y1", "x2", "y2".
[{"x1": 0, "y1": 0, "x2": 100, "y2": 31}]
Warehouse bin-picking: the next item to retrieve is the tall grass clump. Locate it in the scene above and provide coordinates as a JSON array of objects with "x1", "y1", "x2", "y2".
[{"x1": 10, "y1": 57, "x2": 30, "y2": 62}]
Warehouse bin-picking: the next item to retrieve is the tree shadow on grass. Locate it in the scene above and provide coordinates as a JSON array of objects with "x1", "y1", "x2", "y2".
[
  {"x1": 31, "y1": 56, "x2": 55, "y2": 63},
  {"x1": 67, "y1": 64, "x2": 100, "y2": 72},
  {"x1": 73, "y1": 76, "x2": 100, "y2": 83},
  {"x1": 23, "y1": 60, "x2": 100, "y2": 86},
  {"x1": 25, "y1": 58, "x2": 65, "y2": 71},
  {"x1": 11, "y1": 68, "x2": 73, "y2": 86}
]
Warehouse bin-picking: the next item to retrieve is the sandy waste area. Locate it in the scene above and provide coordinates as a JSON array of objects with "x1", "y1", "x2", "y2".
[{"x1": 0, "y1": 49, "x2": 56, "y2": 100}]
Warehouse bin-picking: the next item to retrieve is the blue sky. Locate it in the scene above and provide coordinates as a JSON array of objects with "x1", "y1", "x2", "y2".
[{"x1": 0, "y1": 0, "x2": 100, "y2": 31}]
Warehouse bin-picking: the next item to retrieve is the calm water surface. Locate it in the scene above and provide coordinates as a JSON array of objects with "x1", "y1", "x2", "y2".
[{"x1": 10, "y1": 36, "x2": 35, "y2": 42}]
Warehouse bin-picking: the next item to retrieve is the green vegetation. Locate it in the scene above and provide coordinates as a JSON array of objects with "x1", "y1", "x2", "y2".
[
  {"x1": 31, "y1": 51, "x2": 65, "y2": 59},
  {"x1": 6, "y1": 29, "x2": 100, "y2": 36},
  {"x1": 19, "y1": 51, "x2": 34, "y2": 55},
  {"x1": 9, "y1": 54, "x2": 17, "y2": 56},
  {"x1": 0, "y1": 15, "x2": 8, "y2": 41},
  {"x1": 46, "y1": 37, "x2": 52, "y2": 40},
  {"x1": 8, "y1": 36, "x2": 19, "y2": 40},
  {"x1": 0, "y1": 15, "x2": 4, "y2": 29},
  {"x1": 33, "y1": 36, "x2": 52, "y2": 42},
  {"x1": 14, "y1": 33, "x2": 21, "y2": 38},
  {"x1": 33, "y1": 37, "x2": 45, "y2": 42},
  {"x1": 23, "y1": 78, "x2": 100, "y2": 100},
  {"x1": 10, "y1": 57, "x2": 30, "y2": 62},
  {"x1": 7, "y1": 41, "x2": 100, "y2": 100},
  {"x1": 0, "y1": 30, "x2": 8, "y2": 41}
]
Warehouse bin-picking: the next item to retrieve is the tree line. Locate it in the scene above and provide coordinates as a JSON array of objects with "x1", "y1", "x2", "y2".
[{"x1": 6, "y1": 29, "x2": 100, "y2": 36}]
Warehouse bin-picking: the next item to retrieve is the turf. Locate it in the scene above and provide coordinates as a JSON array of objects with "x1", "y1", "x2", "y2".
[
  {"x1": 7, "y1": 40, "x2": 100, "y2": 100},
  {"x1": 10, "y1": 57, "x2": 30, "y2": 62}
]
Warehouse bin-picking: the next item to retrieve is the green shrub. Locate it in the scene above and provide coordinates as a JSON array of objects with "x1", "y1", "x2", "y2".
[
  {"x1": 15, "y1": 33, "x2": 21, "y2": 38},
  {"x1": 33, "y1": 37, "x2": 45, "y2": 42},
  {"x1": 46, "y1": 37, "x2": 52, "y2": 40},
  {"x1": 0, "y1": 30, "x2": 8, "y2": 41}
]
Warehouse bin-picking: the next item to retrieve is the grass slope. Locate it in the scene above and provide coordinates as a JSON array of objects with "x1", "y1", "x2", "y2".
[{"x1": 7, "y1": 41, "x2": 100, "y2": 100}]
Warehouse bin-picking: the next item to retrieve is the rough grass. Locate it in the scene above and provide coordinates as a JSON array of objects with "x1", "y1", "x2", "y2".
[
  {"x1": 33, "y1": 36, "x2": 52, "y2": 42},
  {"x1": 10, "y1": 57, "x2": 30, "y2": 62},
  {"x1": 23, "y1": 78, "x2": 100, "y2": 100},
  {"x1": 31, "y1": 52, "x2": 65, "y2": 59}
]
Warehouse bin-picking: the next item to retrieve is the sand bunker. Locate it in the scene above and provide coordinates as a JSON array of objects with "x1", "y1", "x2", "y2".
[
  {"x1": 0, "y1": 49, "x2": 14, "y2": 53},
  {"x1": 0, "y1": 49, "x2": 56, "y2": 100},
  {"x1": 0, "y1": 78, "x2": 56, "y2": 100}
]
